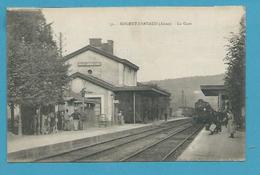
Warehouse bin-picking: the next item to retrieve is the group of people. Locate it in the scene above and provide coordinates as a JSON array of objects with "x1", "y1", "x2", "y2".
[
  {"x1": 41, "y1": 112, "x2": 59, "y2": 134},
  {"x1": 33, "y1": 108, "x2": 84, "y2": 135},
  {"x1": 206, "y1": 110, "x2": 236, "y2": 138},
  {"x1": 63, "y1": 109, "x2": 83, "y2": 131}
]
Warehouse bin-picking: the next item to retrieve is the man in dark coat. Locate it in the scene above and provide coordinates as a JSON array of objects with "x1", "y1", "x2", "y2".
[{"x1": 71, "y1": 109, "x2": 81, "y2": 131}]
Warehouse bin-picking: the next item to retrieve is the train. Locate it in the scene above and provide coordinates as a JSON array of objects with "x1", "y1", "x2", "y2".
[
  {"x1": 193, "y1": 99, "x2": 228, "y2": 131},
  {"x1": 193, "y1": 99, "x2": 214, "y2": 125}
]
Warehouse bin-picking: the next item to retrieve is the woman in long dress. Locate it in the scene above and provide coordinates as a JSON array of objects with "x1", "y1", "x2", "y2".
[{"x1": 227, "y1": 110, "x2": 236, "y2": 138}]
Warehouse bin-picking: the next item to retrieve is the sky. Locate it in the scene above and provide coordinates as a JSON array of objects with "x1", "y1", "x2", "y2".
[{"x1": 42, "y1": 6, "x2": 245, "y2": 82}]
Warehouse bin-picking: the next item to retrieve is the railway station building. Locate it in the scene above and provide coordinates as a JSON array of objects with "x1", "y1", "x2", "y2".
[
  {"x1": 7, "y1": 38, "x2": 171, "y2": 135},
  {"x1": 64, "y1": 38, "x2": 171, "y2": 125}
]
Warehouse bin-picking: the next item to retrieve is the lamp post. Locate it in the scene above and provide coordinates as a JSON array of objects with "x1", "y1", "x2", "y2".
[
  {"x1": 111, "y1": 94, "x2": 114, "y2": 125},
  {"x1": 80, "y1": 88, "x2": 86, "y2": 112}
]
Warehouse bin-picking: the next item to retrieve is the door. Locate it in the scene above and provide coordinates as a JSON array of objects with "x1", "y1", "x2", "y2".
[{"x1": 87, "y1": 97, "x2": 101, "y2": 126}]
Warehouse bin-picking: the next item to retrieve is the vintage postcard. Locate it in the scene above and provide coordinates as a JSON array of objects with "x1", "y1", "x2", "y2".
[{"x1": 7, "y1": 6, "x2": 245, "y2": 162}]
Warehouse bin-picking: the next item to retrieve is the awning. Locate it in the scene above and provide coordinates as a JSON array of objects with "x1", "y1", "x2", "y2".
[
  {"x1": 200, "y1": 85, "x2": 226, "y2": 96},
  {"x1": 114, "y1": 86, "x2": 170, "y2": 97}
]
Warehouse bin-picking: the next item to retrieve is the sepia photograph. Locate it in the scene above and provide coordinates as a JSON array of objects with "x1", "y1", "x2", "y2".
[{"x1": 7, "y1": 6, "x2": 245, "y2": 162}]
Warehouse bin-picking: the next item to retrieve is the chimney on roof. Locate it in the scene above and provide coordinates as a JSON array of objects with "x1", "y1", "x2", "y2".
[
  {"x1": 106, "y1": 40, "x2": 114, "y2": 54},
  {"x1": 89, "y1": 38, "x2": 114, "y2": 55},
  {"x1": 89, "y1": 38, "x2": 102, "y2": 48},
  {"x1": 102, "y1": 40, "x2": 114, "y2": 54}
]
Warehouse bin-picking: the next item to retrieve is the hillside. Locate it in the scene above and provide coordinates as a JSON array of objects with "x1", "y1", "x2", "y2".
[{"x1": 143, "y1": 74, "x2": 225, "y2": 111}]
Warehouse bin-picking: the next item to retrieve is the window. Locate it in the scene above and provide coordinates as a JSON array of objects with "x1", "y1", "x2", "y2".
[{"x1": 88, "y1": 69, "x2": 93, "y2": 74}]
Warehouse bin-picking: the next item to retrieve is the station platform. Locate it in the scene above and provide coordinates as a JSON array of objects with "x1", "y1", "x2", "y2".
[
  {"x1": 8, "y1": 117, "x2": 189, "y2": 162},
  {"x1": 177, "y1": 126, "x2": 245, "y2": 161}
]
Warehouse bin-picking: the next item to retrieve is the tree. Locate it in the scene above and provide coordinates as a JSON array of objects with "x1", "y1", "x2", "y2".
[
  {"x1": 224, "y1": 16, "x2": 245, "y2": 127},
  {"x1": 7, "y1": 9, "x2": 69, "y2": 134}
]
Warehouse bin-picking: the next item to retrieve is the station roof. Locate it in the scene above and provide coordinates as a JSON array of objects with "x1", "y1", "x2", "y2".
[
  {"x1": 64, "y1": 45, "x2": 139, "y2": 70},
  {"x1": 115, "y1": 86, "x2": 171, "y2": 97},
  {"x1": 200, "y1": 85, "x2": 226, "y2": 96},
  {"x1": 70, "y1": 72, "x2": 170, "y2": 97},
  {"x1": 70, "y1": 72, "x2": 115, "y2": 91}
]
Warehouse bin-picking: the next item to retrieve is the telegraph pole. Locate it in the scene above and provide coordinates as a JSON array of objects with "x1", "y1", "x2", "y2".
[
  {"x1": 81, "y1": 88, "x2": 86, "y2": 112},
  {"x1": 184, "y1": 95, "x2": 187, "y2": 107},
  {"x1": 181, "y1": 89, "x2": 185, "y2": 107}
]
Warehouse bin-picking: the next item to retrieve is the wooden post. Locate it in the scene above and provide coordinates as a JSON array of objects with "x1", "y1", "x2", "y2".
[
  {"x1": 83, "y1": 95, "x2": 85, "y2": 112},
  {"x1": 217, "y1": 94, "x2": 220, "y2": 111},
  {"x1": 133, "y1": 92, "x2": 136, "y2": 124},
  {"x1": 111, "y1": 95, "x2": 114, "y2": 125},
  {"x1": 218, "y1": 93, "x2": 222, "y2": 112}
]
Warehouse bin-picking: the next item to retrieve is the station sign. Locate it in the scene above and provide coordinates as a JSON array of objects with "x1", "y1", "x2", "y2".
[
  {"x1": 113, "y1": 100, "x2": 120, "y2": 104},
  {"x1": 78, "y1": 62, "x2": 102, "y2": 67}
]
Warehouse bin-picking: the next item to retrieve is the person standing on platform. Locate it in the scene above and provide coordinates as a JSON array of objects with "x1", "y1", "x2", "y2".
[
  {"x1": 227, "y1": 110, "x2": 236, "y2": 138},
  {"x1": 164, "y1": 113, "x2": 168, "y2": 122},
  {"x1": 64, "y1": 109, "x2": 70, "y2": 130},
  {"x1": 118, "y1": 111, "x2": 124, "y2": 125},
  {"x1": 58, "y1": 111, "x2": 63, "y2": 131},
  {"x1": 53, "y1": 114, "x2": 58, "y2": 133},
  {"x1": 41, "y1": 114, "x2": 47, "y2": 134},
  {"x1": 80, "y1": 109, "x2": 88, "y2": 130},
  {"x1": 223, "y1": 112, "x2": 228, "y2": 128},
  {"x1": 69, "y1": 113, "x2": 73, "y2": 131},
  {"x1": 71, "y1": 109, "x2": 81, "y2": 131},
  {"x1": 215, "y1": 112, "x2": 222, "y2": 133},
  {"x1": 49, "y1": 112, "x2": 55, "y2": 133}
]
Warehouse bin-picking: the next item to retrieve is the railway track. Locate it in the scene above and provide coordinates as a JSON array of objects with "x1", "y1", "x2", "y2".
[
  {"x1": 36, "y1": 119, "x2": 191, "y2": 162},
  {"x1": 76, "y1": 122, "x2": 194, "y2": 162},
  {"x1": 122, "y1": 124, "x2": 202, "y2": 162},
  {"x1": 76, "y1": 123, "x2": 202, "y2": 162}
]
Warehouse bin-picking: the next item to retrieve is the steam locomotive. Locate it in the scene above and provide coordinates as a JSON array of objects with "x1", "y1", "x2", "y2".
[{"x1": 194, "y1": 99, "x2": 214, "y2": 124}]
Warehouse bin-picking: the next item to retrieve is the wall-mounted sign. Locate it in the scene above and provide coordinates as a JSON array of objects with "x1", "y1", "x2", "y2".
[
  {"x1": 78, "y1": 62, "x2": 102, "y2": 67},
  {"x1": 113, "y1": 100, "x2": 120, "y2": 104}
]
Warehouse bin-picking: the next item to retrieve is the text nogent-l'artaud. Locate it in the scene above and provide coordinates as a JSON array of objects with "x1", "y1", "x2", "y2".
[{"x1": 119, "y1": 21, "x2": 172, "y2": 26}]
